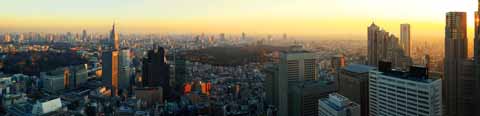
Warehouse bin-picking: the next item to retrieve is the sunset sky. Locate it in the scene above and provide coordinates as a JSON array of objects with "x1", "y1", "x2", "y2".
[{"x1": 0, "y1": 0, "x2": 477, "y2": 40}]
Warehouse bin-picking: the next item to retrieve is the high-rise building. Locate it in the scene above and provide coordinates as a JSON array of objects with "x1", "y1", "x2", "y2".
[
  {"x1": 289, "y1": 80, "x2": 336, "y2": 116},
  {"x1": 174, "y1": 54, "x2": 187, "y2": 92},
  {"x1": 110, "y1": 23, "x2": 119, "y2": 50},
  {"x1": 264, "y1": 64, "x2": 287, "y2": 116},
  {"x1": 82, "y1": 29, "x2": 87, "y2": 42},
  {"x1": 102, "y1": 51, "x2": 119, "y2": 96},
  {"x1": 142, "y1": 47, "x2": 170, "y2": 98},
  {"x1": 400, "y1": 24, "x2": 411, "y2": 57},
  {"x1": 368, "y1": 23, "x2": 411, "y2": 69},
  {"x1": 369, "y1": 62, "x2": 442, "y2": 116},
  {"x1": 318, "y1": 93, "x2": 360, "y2": 116},
  {"x1": 3, "y1": 33, "x2": 11, "y2": 43},
  {"x1": 118, "y1": 48, "x2": 131, "y2": 94},
  {"x1": 241, "y1": 32, "x2": 246, "y2": 40},
  {"x1": 265, "y1": 46, "x2": 320, "y2": 116},
  {"x1": 102, "y1": 23, "x2": 121, "y2": 96},
  {"x1": 475, "y1": 2, "x2": 480, "y2": 64},
  {"x1": 444, "y1": 12, "x2": 478, "y2": 116},
  {"x1": 279, "y1": 47, "x2": 317, "y2": 83},
  {"x1": 368, "y1": 23, "x2": 379, "y2": 66},
  {"x1": 474, "y1": 4, "x2": 480, "y2": 115},
  {"x1": 338, "y1": 64, "x2": 374, "y2": 116}
]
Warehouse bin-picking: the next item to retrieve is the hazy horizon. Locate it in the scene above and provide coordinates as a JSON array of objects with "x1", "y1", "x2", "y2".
[{"x1": 0, "y1": 0, "x2": 477, "y2": 40}]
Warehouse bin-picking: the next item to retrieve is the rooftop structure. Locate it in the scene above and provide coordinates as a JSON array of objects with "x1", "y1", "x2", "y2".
[{"x1": 318, "y1": 93, "x2": 360, "y2": 116}]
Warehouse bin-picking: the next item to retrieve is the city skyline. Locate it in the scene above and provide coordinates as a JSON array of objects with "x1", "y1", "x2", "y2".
[
  {"x1": 0, "y1": 0, "x2": 477, "y2": 40},
  {"x1": 1, "y1": 0, "x2": 480, "y2": 115}
]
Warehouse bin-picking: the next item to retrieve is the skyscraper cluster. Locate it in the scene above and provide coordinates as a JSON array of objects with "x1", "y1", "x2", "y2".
[
  {"x1": 102, "y1": 23, "x2": 132, "y2": 96},
  {"x1": 443, "y1": 2, "x2": 480, "y2": 115},
  {"x1": 367, "y1": 23, "x2": 412, "y2": 69}
]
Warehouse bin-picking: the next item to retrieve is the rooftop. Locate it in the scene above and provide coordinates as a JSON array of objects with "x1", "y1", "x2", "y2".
[
  {"x1": 343, "y1": 64, "x2": 375, "y2": 73},
  {"x1": 319, "y1": 93, "x2": 359, "y2": 111},
  {"x1": 373, "y1": 67, "x2": 439, "y2": 83},
  {"x1": 374, "y1": 61, "x2": 438, "y2": 83}
]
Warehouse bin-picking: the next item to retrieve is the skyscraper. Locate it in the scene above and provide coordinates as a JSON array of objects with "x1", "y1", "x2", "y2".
[
  {"x1": 338, "y1": 64, "x2": 375, "y2": 116},
  {"x1": 142, "y1": 47, "x2": 171, "y2": 98},
  {"x1": 368, "y1": 23, "x2": 411, "y2": 69},
  {"x1": 118, "y1": 48, "x2": 131, "y2": 94},
  {"x1": 400, "y1": 24, "x2": 411, "y2": 57},
  {"x1": 444, "y1": 12, "x2": 477, "y2": 116},
  {"x1": 476, "y1": 10, "x2": 480, "y2": 63},
  {"x1": 369, "y1": 63, "x2": 442, "y2": 116},
  {"x1": 110, "y1": 23, "x2": 119, "y2": 50},
  {"x1": 289, "y1": 81, "x2": 336, "y2": 116},
  {"x1": 368, "y1": 23, "x2": 393, "y2": 66},
  {"x1": 102, "y1": 23, "x2": 121, "y2": 96},
  {"x1": 474, "y1": 1, "x2": 480, "y2": 114},
  {"x1": 264, "y1": 64, "x2": 286, "y2": 116},
  {"x1": 82, "y1": 29, "x2": 87, "y2": 42},
  {"x1": 102, "y1": 50, "x2": 119, "y2": 96},
  {"x1": 279, "y1": 46, "x2": 317, "y2": 83},
  {"x1": 264, "y1": 46, "x2": 319, "y2": 116}
]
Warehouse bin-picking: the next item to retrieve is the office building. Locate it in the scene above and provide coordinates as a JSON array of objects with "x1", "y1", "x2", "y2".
[
  {"x1": 279, "y1": 46, "x2": 317, "y2": 83},
  {"x1": 3, "y1": 33, "x2": 11, "y2": 43},
  {"x1": 82, "y1": 29, "x2": 87, "y2": 42},
  {"x1": 289, "y1": 80, "x2": 336, "y2": 116},
  {"x1": 368, "y1": 23, "x2": 411, "y2": 69},
  {"x1": 475, "y1": 5, "x2": 480, "y2": 115},
  {"x1": 67, "y1": 64, "x2": 88, "y2": 89},
  {"x1": 338, "y1": 64, "x2": 374, "y2": 116},
  {"x1": 102, "y1": 50, "x2": 119, "y2": 96},
  {"x1": 369, "y1": 62, "x2": 442, "y2": 116},
  {"x1": 41, "y1": 68, "x2": 68, "y2": 93},
  {"x1": 118, "y1": 48, "x2": 131, "y2": 94},
  {"x1": 110, "y1": 24, "x2": 119, "y2": 50},
  {"x1": 318, "y1": 93, "x2": 360, "y2": 116},
  {"x1": 174, "y1": 54, "x2": 187, "y2": 92},
  {"x1": 142, "y1": 47, "x2": 170, "y2": 98},
  {"x1": 264, "y1": 64, "x2": 287, "y2": 116},
  {"x1": 400, "y1": 24, "x2": 411, "y2": 57},
  {"x1": 102, "y1": 23, "x2": 120, "y2": 96},
  {"x1": 265, "y1": 46, "x2": 320, "y2": 116},
  {"x1": 367, "y1": 23, "x2": 383, "y2": 66},
  {"x1": 444, "y1": 12, "x2": 478, "y2": 116}
]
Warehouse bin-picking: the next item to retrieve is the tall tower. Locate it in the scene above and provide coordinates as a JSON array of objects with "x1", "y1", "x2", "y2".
[
  {"x1": 445, "y1": 12, "x2": 476, "y2": 116},
  {"x1": 102, "y1": 22, "x2": 121, "y2": 96},
  {"x1": 400, "y1": 24, "x2": 411, "y2": 57},
  {"x1": 475, "y1": 2, "x2": 480, "y2": 66},
  {"x1": 111, "y1": 23, "x2": 119, "y2": 50},
  {"x1": 368, "y1": 22, "x2": 380, "y2": 66},
  {"x1": 475, "y1": 0, "x2": 480, "y2": 115}
]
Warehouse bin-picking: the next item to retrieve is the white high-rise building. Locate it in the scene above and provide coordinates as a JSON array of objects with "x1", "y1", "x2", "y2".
[
  {"x1": 318, "y1": 93, "x2": 360, "y2": 116},
  {"x1": 369, "y1": 63, "x2": 442, "y2": 116},
  {"x1": 400, "y1": 24, "x2": 411, "y2": 57}
]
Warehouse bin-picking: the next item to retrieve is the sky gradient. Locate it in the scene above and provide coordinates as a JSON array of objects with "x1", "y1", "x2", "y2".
[{"x1": 0, "y1": 0, "x2": 477, "y2": 40}]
